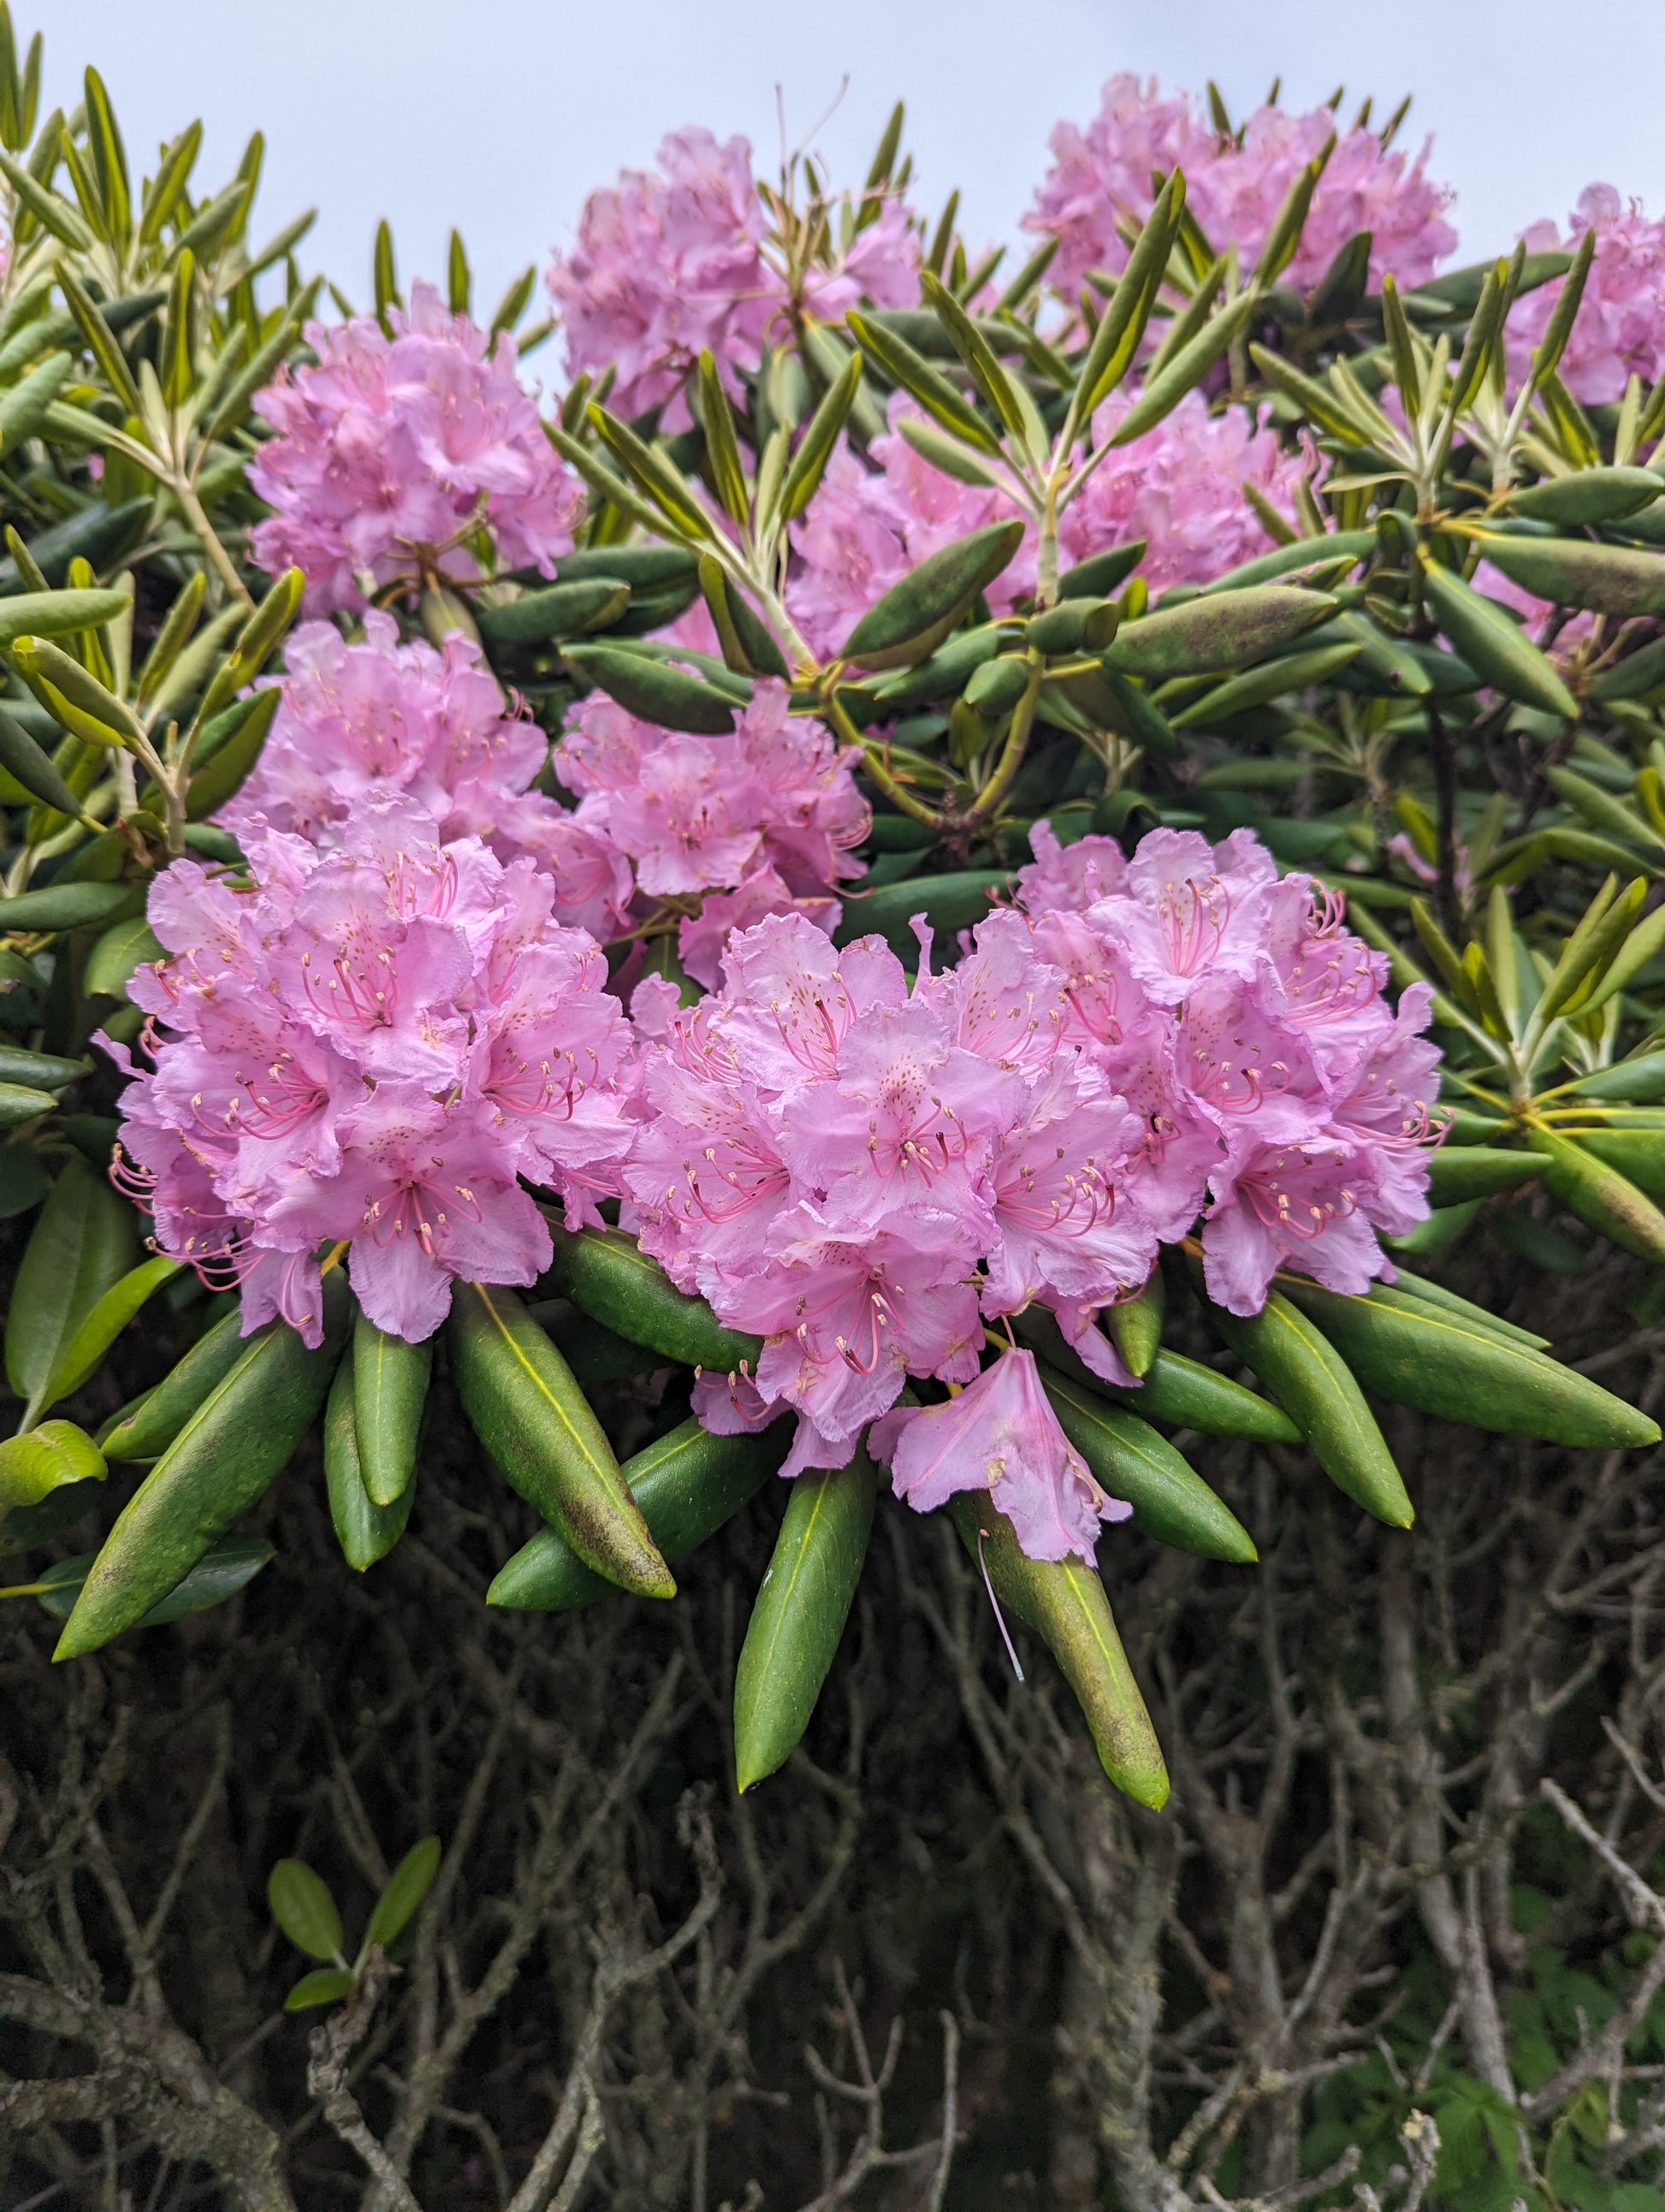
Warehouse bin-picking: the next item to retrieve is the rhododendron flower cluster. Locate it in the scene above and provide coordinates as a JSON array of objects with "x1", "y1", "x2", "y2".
[
  {"x1": 547, "y1": 128, "x2": 919, "y2": 425},
  {"x1": 553, "y1": 678, "x2": 870, "y2": 983},
  {"x1": 787, "y1": 394, "x2": 1307, "y2": 657},
  {"x1": 104, "y1": 792, "x2": 634, "y2": 1347},
  {"x1": 1026, "y1": 74, "x2": 1455, "y2": 298},
  {"x1": 1508, "y1": 184, "x2": 1665, "y2": 404},
  {"x1": 249, "y1": 281, "x2": 584, "y2": 614},
  {"x1": 221, "y1": 614, "x2": 635, "y2": 942},
  {"x1": 623, "y1": 824, "x2": 1438, "y2": 1557}
]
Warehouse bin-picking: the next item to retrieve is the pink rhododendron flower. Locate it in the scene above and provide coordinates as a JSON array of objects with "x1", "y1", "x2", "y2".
[
  {"x1": 104, "y1": 792, "x2": 635, "y2": 1346},
  {"x1": 1026, "y1": 75, "x2": 1455, "y2": 298},
  {"x1": 548, "y1": 129, "x2": 919, "y2": 427},
  {"x1": 870, "y1": 1349, "x2": 1133, "y2": 1564},
  {"x1": 1508, "y1": 186, "x2": 1665, "y2": 405},
  {"x1": 553, "y1": 677, "x2": 868, "y2": 981},
  {"x1": 249, "y1": 282, "x2": 583, "y2": 614}
]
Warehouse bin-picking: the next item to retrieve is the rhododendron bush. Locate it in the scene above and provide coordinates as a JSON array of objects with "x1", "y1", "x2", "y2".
[{"x1": 6, "y1": 12, "x2": 1665, "y2": 2130}]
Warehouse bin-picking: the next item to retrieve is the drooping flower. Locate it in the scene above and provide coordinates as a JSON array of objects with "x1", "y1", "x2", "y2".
[
  {"x1": 869, "y1": 1348, "x2": 1133, "y2": 1563},
  {"x1": 249, "y1": 281, "x2": 583, "y2": 614},
  {"x1": 104, "y1": 791, "x2": 634, "y2": 1347},
  {"x1": 1026, "y1": 75, "x2": 1456, "y2": 299},
  {"x1": 1508, "y1": 186, "x2": 1665, "y2": 405}
]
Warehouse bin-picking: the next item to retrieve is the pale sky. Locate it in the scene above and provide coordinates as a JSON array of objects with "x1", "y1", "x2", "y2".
[{"x1": 41, "y1": 0, "x2": 1665, "y2": 339}]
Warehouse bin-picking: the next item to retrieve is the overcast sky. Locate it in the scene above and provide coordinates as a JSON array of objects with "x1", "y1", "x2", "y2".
[{"x1": 41, "y1": 1, "x2": 1665, "y2": 333}]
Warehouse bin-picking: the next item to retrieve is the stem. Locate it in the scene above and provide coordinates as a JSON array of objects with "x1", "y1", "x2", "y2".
[
  {"x1": 1425, "y1": 702, "x2": 1461, "y2": 937},
  {"x1": 175, "y1": 477, "x2": 253, "y2": 611},
  {"x1": 823, "y1": 694, "x2": 942, "y2": 831},
  {"x1": 963, "y1": 661, "x2": 1043, "y2": 830}
]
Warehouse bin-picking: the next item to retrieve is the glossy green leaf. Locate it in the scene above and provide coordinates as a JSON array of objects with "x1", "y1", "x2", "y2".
[
  {"x1": 490, "y1": 1414, "x2": 785, "y2": 1610},
  {"x1": 284, "y1": 1967, "x2": 354, "y2": 2012},
  {"x1": 1274, "y1": 1274, "x2": 1656, "y2": 1448},
  {"x1": 30, "y1": 1533, "x2": 275, "y2": 1626},
  {"x1": 0, "y1": 1044, "x2": 86, "y2": 1091},
  {"x1": 945, "y1": 1492, "x2": 1168, "y2": 1807},
  {"x1": 1105, "y1": 1273, "x2": 1164, "y2": 1377},
  {"x1": 0, "y1": 1080, "x2": 53, "y2": 1126},
  {"x1": 1507, "y1": 467, "x2": 1662, "y2": 526},
  {"x1": 55, "y1": 1275, "x2": 349, "y2": 1659},
  {"x1": 0, "y1": 703, "x2": 85, "y2": 815},
  {"x1": 448, "y1": 1280, "x2": 673, "y2": 1598},
  {"x1": 1380, "y1": 1269, "x2": 1549, "y2": 1350},
  {"x1": 5, "y1": 1155, "x2": 139, "y2": 1409},
  {"x1": 542, "y1": 1225, "x2": 761, "y2": 1373},
  {"x1": 1012, "y1": 1305, "x2": 1300, "y2": 1443},
  {"x1": 324, "y1": 1349, "x2": 412, "y2": 1571},
  {"x1": 269, "y1": 1859, "x2": 344, "y2": 1961},
  {"x1": 0, "y1": 1420, "x2": 104, "y2": 1517},
  {"x1": 39, "y1": 1253, "x2": 181, "y2": 1413},
  {"x1": 84, "y1": 915, "x2": 164, "y2": 1001},
  {"x1": 185, "y1": 687, "x2": 280, "y2": 819},
  {"x1": 100, "y1": 1308, "x2": 246, "y2": 1462},
  {"x1": 734, "y1": 1447, "x2": 878, "y2": 1790},
  {"x1": 0, "y1": 348, "x2": 70, "y2": 455},
  {"x1": 1206, "y1": 1289, "x2": 1413, "y2": 1527},
  {"x1": 0, "y1": 879, "x2": 141, "y2": 934},
  {"x1": 834, "y1": 869, "x2": 1005, "y2": 949},
  {"x1": 476, "y1": 578, "x2": 631, "y2": 645},
  {"x1": 363, "y1": 1835, "x2": 441, "y2": 1954},
  {"x1": 352, "y1": 1310, "x2": 430, "y2": 1509},
  {"x1": 1040, "y1": 1362, "x2": 1256, "y2": 1563},
  {"x1": 1475, "y1": 531, "x2": 1665, "y2": 619}
]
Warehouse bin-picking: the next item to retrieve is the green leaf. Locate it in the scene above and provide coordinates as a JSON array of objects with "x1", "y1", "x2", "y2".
[
  {"x1": 734, "y1": 1447, "x2": 878, "y2": 1790},
  {"x1": 0, "y1": 1420, "x2": 104, "y2": 1516},
  {"x1": 55, "y1": 1275, "x2": 350, "y2": 1659},
  {"x1": 945, "y1": 1491, "x2": 1168, "y2": 1807},
  {"x1": 1107, "y1": 288, "x2": 1260, "y2": 446},
  {"x1": 780, "y1": 345, "x2": 864, "y2": 520},
  {"x1": 0, "y1": 881, "x2": 141, "y2": 944},
  {"x1": 1170, "y1": 639, "x2": 1364, "y2": 726},
  {"x1": 352, "y1": 1310, "x2": 430, "y2": 1509},
  {"x1": 560, "y1": 641, "x2": 740, "y2": 734},
  {"x1": 39, "y1": 1254, "x2": 181, "y2": 1413},
  {"x1": 1508, "y1": 466, "x2": 1662, "y2": 527},
  {"x1": 1102, "y1": 585, "x2": 1336, "y2": 679},
  {"x1": 1419, "y1": 557, "x2": 1578, "y2": 718},
  {"x1": 1526, "y1": 1128, "x2": 1665, "y2": 1263},
  {"x1": 841, "y1": 519, "x2": 1025, "y2": 672},
  {"x1": 448, "y1": 1281, "x2": 673, "y2": 1598},
  {"x1": 542, "y1": 1226, "x2": 761, "y2": 1373},
  {"x1": 323, "y1": 1348, "x2": 412, "y2": 1571},
  {"x1": 833, "y1": 869, "x2": 1006, "y2": 950},
  {"x1": 1274, "y1": 1274, "x2": 1657, "y2": 1448},
  {"x1": 0, "y1": 587, "x2": 127, "y2": 649},
  {"x1": 0, "y1": 703, "x2": 86, "y2": 816},
  {"x1": 475, "y1": 578, "x2": 631, "y2": 646},
  {"x1": 284, "y1": 1966, "x2": 354, "y2": 2012},
  {"x1": 1474, "y1": 530, "x2": 1665, "y2": 619},
  {"x1": 845, "y1": 307, "x2": 1002, "y2": 457},
  {"x1": 84, "y1": 916, "x2": 164, "y2": 1001},
  {"x1": 268, "y1": 1859, "x2": 344, "y2": 1961},
  {"x1": 1425, "y1": 1148, "x2": 1543, "y2": 1204},
  {"x1": 137, "y1": 1533, "x2": 274, "y2": 1624},
  {"x1": 489, "y1": 1414, "x2": 786, "y2": 1610},
  {"x1": 1205, "y1": 1288, "x2": 1413, "y2": 1527},
  {"x1": 185, "y1": 688, "x2": 280, "y2": 819},
  {"x1": 363, "y1": 1835, "x2": 441, "y2": 1954},
  {"x1": 1075, "y1": 173, "x2": 1185, "y2": 418},
  {"x1": 0, "y1": 1080, "x2": 54, "y2": 1125},
  {"x1": 0, "y1": 348, "x2": 70, "y2": 454},
  {"x1": 100, "y1": 1308, "x2": 246, "y2": 1462},
  {"x1": 1039, "y1": 1362, "x2": 1256, "y2": 1563},
  {"x1": 5, "y1": 1154, "x2": 139, "y2": 1408},
  {"x1": 0, "y1": 1044, "x2": 87, "y2": 1090}
]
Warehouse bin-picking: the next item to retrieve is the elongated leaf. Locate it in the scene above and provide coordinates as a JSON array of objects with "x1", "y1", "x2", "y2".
[
  {"x1": 448, "y1": 1281, "x2": 673, "y2": 1598},
  {"x1": 56, "y1": 1275, "x2": 349, "y2": 1658},
  {"x1": 1274, "y1": 1275, "x2": 1656, "y2": 1448},
  {"x1": 841, "y1": 519, "x2": 1024, "y2": 672},
  {"x1": 845, "y1": 307, "x2": 1002, "y2": 456},
  {"x1": 734, "y1": 1448, "x2": 878, "y2": 1790},
  {"x1": 352, "y1": 1311, "x2": 430, "y2": 1509},
  {"x1": 490, "y1": 1414, "x2": 787, "y2": 1610},
  {"x1": 6, "y1": 1156, "x2": 138, "y2": 1408},
  {"x1": 542, "y1": 1226, "x2": 761, "y2": 1373},
  {"x1": 0, "y1": 586, "x2": 129, "y2": 647},
  {"x1": 185, "y1": 688, "x2": 280, "y2": 819},
  {"x1": 833, "y1": 869, "x2": 1005, "y2": 949},
  {"x1": 84, "y1": 916, "x2": 164, "y2": 1001},
  {"x1": 269, "y1": 1859, "x2": 343, "y2": 1961},
  {"x1": 101, "y1": 1308, "x2": 246, "y2": 1462},
  {"x1": 1039, "y1": 1363, "x2": 1255, "y2": 1562},
  {"x1": 30, "y1": 1533, "x2": 272, "y2": 1625},
  {"x1": 0, "y1": 1420, "x2": 104, "y2": 1516},
  {"x1": 945, "y1": 1492, "x2": 1168, "y2": 1807},
  {"x1": 285, "y1": 1967, "x2": 354, "y2": 2012},
  {"x1": 1475, "y1": 531, "x2": 1665, "y2": 620},
  {"x1": 363, "y1": 1836, "x2": 441, "y2": 1954},
  {"x1": 1425, "y1": 1148, "x2": 1542, "y2": 1204},
  {"x1": 39, "y1": 1254, "x2": 181, "y2": 1413},
  {"x1": 475, "y1": 578, "x2": 631, "y2": 646},
  {"x1": 323, "y1": 1349, "x2": 412, "y2": 1571},
  {"x1": 1526, "y1": 1129, "x2": 1665, "y2": 1262},
  {"x1": 1419, "y1": 560, "x2": 1578, "y2": 717},
  {"x1": 1102, "y1": 586, "x2": 1336, "y2": 679},
  {"x1": 1206, "y1": 1289, "x2": 1413, "y2": 1526},
  {"x1": 561, "y1": 641, "x2": 739, "y2": 734}
]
